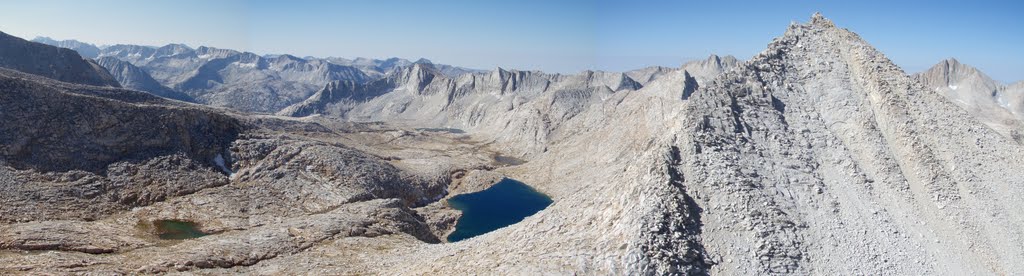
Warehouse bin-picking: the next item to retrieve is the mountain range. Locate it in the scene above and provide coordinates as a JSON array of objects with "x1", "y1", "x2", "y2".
[
  {"x1": 31, "y1": 37, "x2": 481, "y2": 113},
  {"x1": 1, "y1": 13, "x2": 1022, "y2": 275}
]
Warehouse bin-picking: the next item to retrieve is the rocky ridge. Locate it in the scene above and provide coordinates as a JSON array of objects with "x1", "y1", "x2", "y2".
[{"x1": 0, "y1": 31, "x2": 119, "y2": 87}]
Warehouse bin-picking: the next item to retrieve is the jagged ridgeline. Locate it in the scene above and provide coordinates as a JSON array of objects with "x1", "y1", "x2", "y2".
[
  {"x1": 31, "y1": 37, "x2": 485, "y2": 114},
  {"x1": 0, "y1": 13, "x2": 1022, "y2": 275}
]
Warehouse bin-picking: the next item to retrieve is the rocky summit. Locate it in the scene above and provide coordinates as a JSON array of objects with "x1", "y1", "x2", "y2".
[{"x1": 1, "y1": 13, "x2": 1023, "y2": 275}]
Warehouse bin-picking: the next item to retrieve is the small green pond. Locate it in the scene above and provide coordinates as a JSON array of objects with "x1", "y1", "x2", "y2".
[
  {"x1": 153, "y1": 220, "x2": 208, "y2": 240},
  {"x1": 446, "y1": 179, "x2": 552, "y2": 242}
]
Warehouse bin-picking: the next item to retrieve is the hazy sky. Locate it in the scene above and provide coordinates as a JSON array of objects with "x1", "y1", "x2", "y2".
[{"x1": 0, "y1": 0, "x2": 1020, "y2": 82}]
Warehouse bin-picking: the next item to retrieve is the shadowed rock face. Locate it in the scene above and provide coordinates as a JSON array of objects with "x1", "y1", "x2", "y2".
[
  {"x1": 0, "y1": 69, "x2": 239, "y2": 173},
  {"x1": 0, "y1": 31, "x2": 119, "y2": 87}
]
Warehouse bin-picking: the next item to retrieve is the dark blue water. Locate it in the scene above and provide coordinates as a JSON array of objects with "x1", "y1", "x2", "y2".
[{"x1": 446, "y1": 179, "x2": 552, "y2": 242}]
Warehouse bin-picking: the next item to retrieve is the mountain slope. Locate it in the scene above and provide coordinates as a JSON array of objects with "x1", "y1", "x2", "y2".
[
  {"x1": 0, "y1": 31, "x2": 119, "y2": 87},
  {"x1": 915, "y1": 59, "x2": 1024, "y2": 142},
  {"x1": 664, "y1": 13, "x2": 1024, "y2": 274},
  {"x1": 96, "y1": 56, "x2": 195, "y2": 102}
]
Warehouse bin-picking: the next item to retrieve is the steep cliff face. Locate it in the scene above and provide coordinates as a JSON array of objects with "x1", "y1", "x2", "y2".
[{"x1": 0, "y1": 32, "x2": 119, "y2": 87}]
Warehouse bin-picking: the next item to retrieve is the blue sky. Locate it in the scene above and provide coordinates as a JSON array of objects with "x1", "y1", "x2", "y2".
[{"x1": 0, "y1": 0, "x2": 1020, "y2": 82}]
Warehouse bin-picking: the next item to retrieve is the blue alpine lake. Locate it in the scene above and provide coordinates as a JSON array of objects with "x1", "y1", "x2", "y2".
[{"x1": 446, "y1": 178, "x2": 552, "y2": 242}]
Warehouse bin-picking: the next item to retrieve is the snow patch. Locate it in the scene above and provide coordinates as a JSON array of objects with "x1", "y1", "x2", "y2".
[
  {"x1": 237, "y1": 62, "x2": 258, "y2": 69},
  {"x1": 214, "y1": 153, "x2": 233, "y2": 176},
  {"x1": 948, "y1": 85, "x2": 958, "y2": 90}
]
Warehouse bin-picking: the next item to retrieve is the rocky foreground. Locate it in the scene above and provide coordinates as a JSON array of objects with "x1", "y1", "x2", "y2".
[{"x1": 1, "y1": 14, "x2": 1023, "y2": 275}]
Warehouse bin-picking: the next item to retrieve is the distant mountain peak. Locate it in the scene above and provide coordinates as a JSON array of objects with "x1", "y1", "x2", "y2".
[
  {"x1": 413, "y1": 58, "x2": 434, "y2": 65},
  {"x1": 30, "y1": 36, "x2": 102, "y2": 58}
]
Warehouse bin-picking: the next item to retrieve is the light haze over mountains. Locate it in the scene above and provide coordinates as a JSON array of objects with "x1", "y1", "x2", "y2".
[{"x1": 1, "y1": 0, "x2": 1020, "y2": 81}]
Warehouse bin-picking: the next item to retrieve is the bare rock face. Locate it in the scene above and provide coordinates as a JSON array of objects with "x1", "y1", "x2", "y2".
[
  {"x1": 0, "y1": 221, "x2": 152, "y2": 253},
  {"x1": 914, "y1": 58, "x2": 1024, "y2": 142},
  {"x1": 681, "y1": 54, "x2": 741, "y2": 84},
  {"x1": 0, "y1": 32, "x2": 119, "y2": 87}
]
